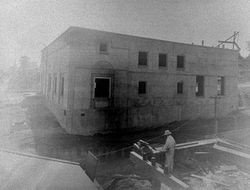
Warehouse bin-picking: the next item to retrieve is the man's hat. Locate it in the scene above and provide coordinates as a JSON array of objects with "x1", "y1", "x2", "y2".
[{"x1": 164, "y1": 130, "x2": 172, "y2": 136}]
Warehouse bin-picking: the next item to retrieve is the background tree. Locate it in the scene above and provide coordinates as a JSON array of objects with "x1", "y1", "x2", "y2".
[{"x1": 8, "y1": 56, "x2": 40, "y2": 91}]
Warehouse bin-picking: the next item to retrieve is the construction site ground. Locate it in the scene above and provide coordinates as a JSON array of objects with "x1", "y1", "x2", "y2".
[
  {"x1": 1, "y1": 90, "x2": 250, "y2": 189},
  {"x1": 173, "y1": 144, "x2": 250, "y2": 189}
]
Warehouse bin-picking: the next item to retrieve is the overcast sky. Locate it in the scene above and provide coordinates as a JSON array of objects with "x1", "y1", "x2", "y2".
[{"x1": 1, "y1": 0, "x2": 250, "y2": 69}]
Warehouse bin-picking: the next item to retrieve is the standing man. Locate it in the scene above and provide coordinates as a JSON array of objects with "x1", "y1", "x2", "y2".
[{"x1": 162, "y1": 130, "x2": 176, "y2": 174}]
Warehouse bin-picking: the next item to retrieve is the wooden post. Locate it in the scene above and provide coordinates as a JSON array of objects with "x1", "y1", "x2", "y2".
[{"x1": 210, "y1": 96, "x2": 221, "y2": 137}]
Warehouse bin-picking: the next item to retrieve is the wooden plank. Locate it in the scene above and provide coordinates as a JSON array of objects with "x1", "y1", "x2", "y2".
[
  {"x1": 130, "y1": 151, "x2": 189, "y2": 189},
  {"x1": 240, "y1": 171, "x2": 250, "y2": 179},
  {"x1": 154, "y1": 165, "x2": 188, "y2": 187},
  {"x1": 0, "y1": 150, "x2": 98, "y2": 190},
  {"x1": 194, "y1": 152, "x2": 210, "y2": 154},
  {"x1": 176, "y1": 142, "x2": 199, "y2": 150},
  {"x1": 94, "y1": 179, "x2": 104, "y2": 190},
  {"x1": 213, "y1": 144, "x2": 250, "y2": 159},
  {"x1": 190, "y1": 174, "x2": 230, "y2": 187},
  {"x1": 0, "y1": 148, "x2": 79, "y2": 165},
  {"x1": 155, "y1": 139, "x2": 218, "y2": 152},
  {"x1": 218, "y1": 138, "x2": 250, "y2": 151},
  {"x1": 169, "y1": 175, "x2": 189, "y2": 188},
  {"x1": 85, "y1": 151, "x2": 99, "y2": 181},
  {"x1": 172, "y1": 138, "x2": 218, "y2": 150}
]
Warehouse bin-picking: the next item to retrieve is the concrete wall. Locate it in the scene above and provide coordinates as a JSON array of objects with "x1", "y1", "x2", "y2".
[
  {"x1": 239, "y1": 56, "x2": 250, "y2": 83},
  {"x1": 41, "y1": 39, "x2": 71, "y2": 132},
  {"x1": 42, "y1": 27, "x2": 239, "y2": 135}
]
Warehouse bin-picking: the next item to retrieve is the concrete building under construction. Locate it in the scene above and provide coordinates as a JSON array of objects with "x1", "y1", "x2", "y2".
[{"x1": 40, "y1": 27, "x2": 239, "y2": 135}]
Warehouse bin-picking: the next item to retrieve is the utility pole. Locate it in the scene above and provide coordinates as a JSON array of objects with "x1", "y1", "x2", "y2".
[{"x1": 210, "y1": 96, "x2": 221, "y2": 137}]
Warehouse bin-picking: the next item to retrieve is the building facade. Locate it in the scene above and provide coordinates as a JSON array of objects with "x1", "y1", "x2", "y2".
[
  {"x1": 41, "y1": 27, "x2": 239, "y2": 135},
  {"x1": 239, "y1": 55, "x2": 250, "y2": 83}
]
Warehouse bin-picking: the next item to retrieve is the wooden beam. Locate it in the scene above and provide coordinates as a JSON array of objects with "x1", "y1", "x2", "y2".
[
  {"x1": 216, "y1": 32, "x2": 239, "y2": 47},
  {"x1": 217, "y1": 41, "x2": 240, "y2": 50},
  {"x1": 154, "y1": 139, "x2": 217, "y2": 153},
  {"x1": 156, "y1": 138, "x2": 217, "y2": 150},
  {"x1": 213, "y1": 144, "x2": 250, "y2": 159},
  {"x1": 176, "y1": 138, "x2": 217, "y2": 150},
  {"x1": 191, "y1": 174, "x2": 230, "y2": 187},
  {"x1": 218, "y1": 41, "x2": 234, "y2": 44},
  {"x1": 130, "y1": 151, "x2": 189, "y2": 189}
]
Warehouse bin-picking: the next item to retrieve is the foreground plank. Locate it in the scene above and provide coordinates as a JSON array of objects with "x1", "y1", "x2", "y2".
[{"x1": 130, "y1": 151, "x2": 189, "y2": 190}]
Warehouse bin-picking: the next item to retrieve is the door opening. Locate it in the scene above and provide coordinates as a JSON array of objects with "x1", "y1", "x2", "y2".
[{"x1": 94, "y1": 77, "x2": 111, "y2": 99}]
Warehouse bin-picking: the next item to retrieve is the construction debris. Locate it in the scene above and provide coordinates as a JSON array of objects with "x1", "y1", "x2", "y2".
[
  {"x1": 174, "y1": 143, "x2": 250, "y2": 190},
  {"x1": 103, "y1": 174, "x2": 152, "y2": 190},
  {"x1": 190, "y1": 174, "x2": 230, "y2": 187},
  {"x1": 130, "y1": 139, "x2": 250, "y2": 190},
  {"x1": 187, "y1": 168, "x2": 250, "y2": 190}
]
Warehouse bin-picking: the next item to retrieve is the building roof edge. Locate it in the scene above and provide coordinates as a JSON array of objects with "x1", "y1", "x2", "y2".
[{"x1": 43, "y1": 26, "x2": 239, "y2": 53}]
